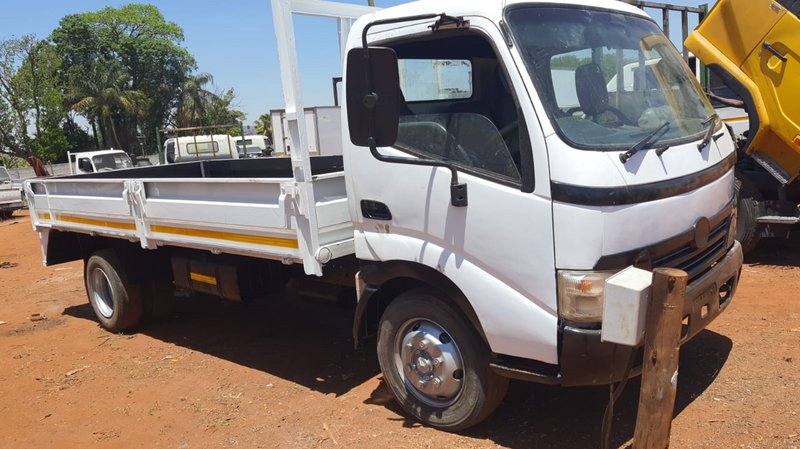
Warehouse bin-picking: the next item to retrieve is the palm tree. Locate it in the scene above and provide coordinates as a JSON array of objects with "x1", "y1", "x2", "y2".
[
  {"x1": 67, "y1": 61, "x2": 148, "y2": 149},
  {"x1": 254, "y1": 113, "x2": 272, "y2": 137},
  {"x1": 174, "y1": 72, "x2": 217, "y2": 128}
]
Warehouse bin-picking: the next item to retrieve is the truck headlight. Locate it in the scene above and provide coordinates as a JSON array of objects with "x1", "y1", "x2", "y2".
[{"x1": 557, "y1": 270, "x2": 616, "y2": 323}]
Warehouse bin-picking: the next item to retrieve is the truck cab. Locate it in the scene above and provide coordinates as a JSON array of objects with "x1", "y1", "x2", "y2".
[
  {"x1": 163, "y1": 134, "x2": 240, "y2": 164},
  {"x1": 68, "y1": 149, "x2": 134, "y2": 175},
  {"x1": 339, "y1": 0, "x2": 742, "y2": 427}
]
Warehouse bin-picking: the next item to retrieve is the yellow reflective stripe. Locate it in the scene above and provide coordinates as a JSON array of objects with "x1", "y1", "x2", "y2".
[
  {"x1": 190, "y1": 272, "x2": 217, "y2": 285},
  {"x1": 38, "y1": 213, "x2": 51, "y2": 220},
  {"x1": 150, "y1": 224, "x2": 299, "y2": 249},
  {"x1": 58, "y1": 215, "x2": 136, "y2": 230}
]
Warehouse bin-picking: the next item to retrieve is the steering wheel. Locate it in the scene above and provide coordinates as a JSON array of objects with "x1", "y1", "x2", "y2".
[{"x1": 566, "y1": 106, "x2": 635, "y2": 126}]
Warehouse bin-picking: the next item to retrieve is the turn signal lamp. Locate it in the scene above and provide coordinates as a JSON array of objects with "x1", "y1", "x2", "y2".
[{"x1": 557, "y1": 271, "x2": 616, "y2": 323}]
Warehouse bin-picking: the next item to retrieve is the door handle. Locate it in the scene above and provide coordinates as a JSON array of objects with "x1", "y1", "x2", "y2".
[{"x1": 763, "y1": 42, "x2": 788, "y2": 62}]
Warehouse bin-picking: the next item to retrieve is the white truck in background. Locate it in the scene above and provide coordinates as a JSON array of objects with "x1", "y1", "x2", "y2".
[
  {"x1": 24, "y1": 0, "x2": 743, "y2": 431},
  {"x1": 270, "y1": 106, "x2": 343, "y2": 156},
  {"x1": 232, "y1": 135, "x2": 273, "y2": 158},
  {"x1": 67, "y1": 149, "x2": 134, "y2": 175},
  {"x1": 0, "y1": 164, "x2": 24, "y2": 219},
  {"x1": 162, "y1": 134, "x2": 240, "y2": 164}
]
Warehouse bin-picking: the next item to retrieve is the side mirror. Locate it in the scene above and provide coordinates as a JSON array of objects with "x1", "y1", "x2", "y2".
[
  {"x1": 78, "y1": 159, "x2": 94, "y2": 172},
  {"x1": 345, "y1": 47, "x2": 400, "y2": 147}
]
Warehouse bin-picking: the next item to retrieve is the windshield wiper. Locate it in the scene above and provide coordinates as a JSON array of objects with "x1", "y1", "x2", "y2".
[
  {"x1": 619, "y1": 121, "x2": 670, "y2": 164},
  {"x1": 697, "y1": 113, "x2": 718, "y2": 151}
]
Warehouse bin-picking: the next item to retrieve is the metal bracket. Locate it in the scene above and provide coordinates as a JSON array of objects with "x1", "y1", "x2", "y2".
[{"x1": 751, "y1": 151, "x2": 796, "y2": 185}]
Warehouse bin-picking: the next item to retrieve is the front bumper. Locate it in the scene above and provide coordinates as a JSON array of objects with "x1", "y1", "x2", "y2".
[{"x1": 557, "y1": 240, "x2": 742, "y2": 386}]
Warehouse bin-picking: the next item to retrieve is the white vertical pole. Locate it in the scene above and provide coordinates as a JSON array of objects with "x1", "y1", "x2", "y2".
[
  {"x1": 272, "y1": 0, "x2": 323, "y2": 275},
  {"x1": 337, "y1": 17, "x2": 351, "y2": 64}
]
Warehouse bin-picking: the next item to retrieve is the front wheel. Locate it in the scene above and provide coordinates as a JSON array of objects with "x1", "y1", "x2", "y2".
[
  {"x1": 84, "y1": 249, "x2": 143, "y2": 332},
  {"x1": 734, "y1": 175, "x2": 762, "y2": 254},
  {"x1": 377, "y1": 288, "x2": 508, "y2": 431}
]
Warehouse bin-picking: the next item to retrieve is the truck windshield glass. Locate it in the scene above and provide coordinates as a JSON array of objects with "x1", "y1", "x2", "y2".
[
  {"x1": 92, "y1": 154, "x2": 133, "y2": 171},
  {"x1": 0, "y1": 168, "x2": 10, "y2": 183},
  {"x1": 506, "y1": 7, "x2": 715, "y2": 149}
]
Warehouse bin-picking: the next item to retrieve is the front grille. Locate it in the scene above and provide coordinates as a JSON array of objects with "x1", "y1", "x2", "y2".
[
  {"x1": 651, "y1": 216, "x2": 730, "y2": 282},
  {"x1": 593, "y1": 203, "x2": 733, "y2": 282}
]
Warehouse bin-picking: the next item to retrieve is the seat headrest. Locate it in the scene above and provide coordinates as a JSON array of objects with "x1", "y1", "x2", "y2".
[{"x1": 575, "y1": 63, "x2": 608, "y2": 116}]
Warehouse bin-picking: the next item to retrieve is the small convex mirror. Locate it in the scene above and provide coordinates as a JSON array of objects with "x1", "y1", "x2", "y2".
[{"x1": 345, "y1": 47, "x2": 400, "y2": 148}]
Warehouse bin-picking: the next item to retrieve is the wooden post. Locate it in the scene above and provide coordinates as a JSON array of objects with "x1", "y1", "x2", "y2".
[{"x1": 633, "y1": 268, "x2": 688, "y2": 449}]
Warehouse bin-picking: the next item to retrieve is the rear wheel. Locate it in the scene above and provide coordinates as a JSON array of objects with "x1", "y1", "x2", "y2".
[
  {"x1": 377, "y1": 288, "x2": 508, "y2": 431},
  {"x1": 84, "y1": 249, "x2": 143, "y2": 332}
]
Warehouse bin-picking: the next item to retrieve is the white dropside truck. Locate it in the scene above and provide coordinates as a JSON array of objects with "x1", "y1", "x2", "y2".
[{"x1": 25, "y1": 0, "x2": 743, "y2": 430}]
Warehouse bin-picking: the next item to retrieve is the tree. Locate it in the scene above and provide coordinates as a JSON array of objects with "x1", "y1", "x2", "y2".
[
  {"x1": 52, "y1": 4, "x2": 194, "y2": 152},
  {"x1": 174, "y1": 72, "x2": 216, "y2": 128},
  {"x1": 254, "y1": 113, "x2": 272, "y2": 137},
  {"x1": 67, "y1": 60, "x2": 148, "y2": 149},
  {"x1": 0, "y1": 35, "x2": 71, "y2": 161},
  {"x1": 202, "y1": 87, "x2": 245, "y2": 130}
]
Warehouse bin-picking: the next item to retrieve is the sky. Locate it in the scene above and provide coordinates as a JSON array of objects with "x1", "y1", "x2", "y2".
[{"x1": 0, "y1": 0, "x2": 715, "y2": 130}]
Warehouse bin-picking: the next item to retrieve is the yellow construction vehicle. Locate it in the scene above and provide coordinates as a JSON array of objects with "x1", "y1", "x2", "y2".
[{"x1": 686, "y1": 0, "x2": 800, "y2": 252}]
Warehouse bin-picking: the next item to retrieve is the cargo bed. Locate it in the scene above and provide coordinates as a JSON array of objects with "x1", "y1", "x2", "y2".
[{"x1": 25, "y1": 156, "x2": 352, "y2": 275}]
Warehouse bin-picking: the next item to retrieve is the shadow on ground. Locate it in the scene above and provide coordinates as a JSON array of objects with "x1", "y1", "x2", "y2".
[
  {"x1": 745, "y1": 226, "x2": 800, "y2": 267},
  {"x1": 65, "y1": 290, "x2": 381, "y2": 397},
  {"x1": 65, "y1": 284, "x2": 733, "y2": 448}
]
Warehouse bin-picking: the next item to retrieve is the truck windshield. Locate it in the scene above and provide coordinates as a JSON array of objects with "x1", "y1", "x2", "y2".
[
  {"x1": 93, "y1": 154, "x2": 133, "y2": 171},
  {"x1": 506, "y1": 6, "x2": 716, "y2": 150},
  {"x1": 0, "y1": 168, "x2": 10, "y2": 183}
]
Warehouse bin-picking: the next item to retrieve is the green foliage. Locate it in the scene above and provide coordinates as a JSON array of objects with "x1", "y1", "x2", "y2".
[
  {"x1": 1, "y1": 5, "x2": 247, "y2": 158},
  {"x1": 52, "y1": 3, "x2": 193, "y2": 153},
  {"x1": 174, "y1": 72, "x2": 215, "y2": 128},
  {"x1": 254, "y1": 114, "x2": 272, "y2": 138},
  {"x1": 67, "y1": 60, "x2": 149, "y2": 150},
  {"x1": 0, "y1": 35, "x2": 70, "y2": 161},
  {"x1": 0, "y1": 154, "x2": 29, "y2": 168},
  {"x1": 202, "y1": 88, "x2": 245, "y2": 131}
]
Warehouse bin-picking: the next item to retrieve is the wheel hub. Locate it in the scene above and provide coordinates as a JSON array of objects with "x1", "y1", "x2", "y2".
[
  {"x1": 90, "y1": 268, "x2": 114, "y2": 319},
  {"x1": 395, "y1": 318, "x2": 464, "y2": 407}
]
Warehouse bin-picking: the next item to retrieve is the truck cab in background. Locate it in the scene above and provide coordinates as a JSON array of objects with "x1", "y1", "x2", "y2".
[
  {"x1": 232, "y1": 135, "x2": 273, "y2": 158},
  {"x1": 162, "y1": 134, "x2": 240, "y2": 164},
  {"x1": 68, "y1": 149, "x2": 134, "y2": 175},
  {"x1": 686, "y1": 0, "x2": 800, "y2": 251}
]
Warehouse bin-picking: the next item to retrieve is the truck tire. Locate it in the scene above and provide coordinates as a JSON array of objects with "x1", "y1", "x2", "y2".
[
  {"x1": 734, "y1": 175, "x2": 762, "y2": 254},
  {"x1": 376, "y1": 288, "x2": 508, "y2": 431},
  {"x1": 84, "y1": 249, "x2": 143, "y2": 332}
]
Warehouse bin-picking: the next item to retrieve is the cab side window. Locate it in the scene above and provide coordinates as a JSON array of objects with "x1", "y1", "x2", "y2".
[{"x1": 390, "y1": 33, "x2": 528, "y2": 186}]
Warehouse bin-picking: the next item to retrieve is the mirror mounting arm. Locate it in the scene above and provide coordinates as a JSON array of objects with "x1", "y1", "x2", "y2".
[
  {"x1": 357, "y1": 12, "x2": 469, "y2": 207},
  {"x1": 368, "y1": 138, "x2": 468, "y2": 207}
]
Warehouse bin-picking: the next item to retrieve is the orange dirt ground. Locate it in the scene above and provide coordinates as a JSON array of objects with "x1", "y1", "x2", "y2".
[{"x1": 1, "y1": 210, "x2": 798, "y2": 448}]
